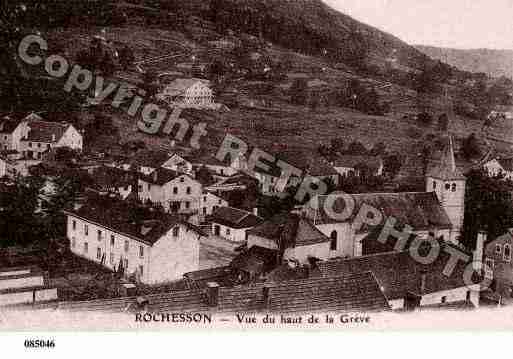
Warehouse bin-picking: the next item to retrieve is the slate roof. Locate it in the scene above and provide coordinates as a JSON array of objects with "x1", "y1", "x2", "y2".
[
  {"x1": 0, "y1": 119, "x2": 22, "y2": 134},
  {"x1": 247, "y1": 213, "x2": 331, "y2": 249},
  {"x1": 310, "y1": 192, "x2": 452, "y2": 232},
  {"x1": 131, "y1": 150, "x2": 170, "y2": 168},
  {"x1": 63, "y1": 195, "x2": 202, "y2": 245},
  {"x1": 231, "y1": 246, "x2": 278, "y2": 275},
  {"x1": 24, "y1": 121, "x2": 70, "y2": 143},
  {"x1": 318, "y1": 242, "x2": 473, "y2": 300},
  {"x1": 140, "y1": 167, "x2": 183, "y2": 186},
  {"x1": 211, "y1": 206, "x2": 263, "y2": 229},
  {"x1": 92, "y1": 166, "x2": 134, "y2": 189},
  {"x1": 56, "y1": 273, "x2": 389, "y2": 314}
]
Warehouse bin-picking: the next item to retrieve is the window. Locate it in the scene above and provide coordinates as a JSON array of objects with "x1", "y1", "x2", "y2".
[
  {"x1": 37, "y1": 143, "x2": 41, "y2": 148},
  {"x1": 97, "y1": 230, "x2": 102, "y2": 241},
  {"x1": 72, "y1": 220, "x2": 76, "y2": 230},
  {"x1": 147, "y1": 183, "x2": 151, "y2": 191},
  {"x1": 46, "y1": 144, "x2": 50, "y2": 150},
  {"x1": 185, "y1": 201, "x2": 190, "y2": 209},
  {"x1": 180, "y1": 177, "x2": 184, "y2": 182},
  {"x1": 139, "y1": 265, "x2": 144, "y2": 276},
  {"x1": 218, "y1": 200, "x2": 222, "y2": 204},
  {"x1": 96, "y1": 247, "x2": 102, "y2": 260},
  {"x1": 330, "y1": 231, "x2": 338, "y2": 251},
  {"x1": 173, "y1": 187, "x2": 178, "y2": 194},
  {"x1": 84, "y1": 224, "x2": 89, "y2": 236},
  {"x1": 84, "y1": 242, "x2": 88, "y2": 254},
  {"x1": 186, "y1": 187, "x2": 191, "y2": 194},
  {"x1": 172, "y1": 227, "x2": 179, "y2": 237},
  {"x1": 110, "y1": 253, "x2": 115, "y2": 265},
  {"x1": 451, "y1": 183, "x2": 457, "y2": 192},
  {"x1": 466, "y1": 291, "x2": 471, "y2": 302},
  {"x1": 203, "y1": 196, "x2": 207, "y2": 202},
  {"x1": 496, "y1": 244, "x2": 502, "y2": 255},
  {"x1": 445, "y1": 183, "x2": 450, "y2": 190},
  {"x1": 124, "y1": 240, "x2": 129, "y2": 252},
  {"x1": 432, "y1": 181, "x2": 436, "y2": 190},
  {"x1": 110, "y1": 235, "x2": 115, "y2": 246},
  {"x1": 28, "y1": 142, "x2": 32, "y2": 147},
  {"x1": 441, "y1": 296, "x2": 447, "y2": 304},
  {"x1": 138, "y1": 185, "x2": 142, "y2": 192},
  {"x1": 504, "y1": 244, "x2": 511, "y2": 262},
  {"x1": 124, "y1": 259, "x2": 128, "y2": 270},
  {"x1": 203, "y1": 207, "x2": 207, "y2": 215},
  {"x1": 226, "y1": 228, "x2": 231, "y2": 236},
  {"x1": 139, "y1": 246, "x2": 144, "y2": 258},
  {"x1": 220, "y1": 169, "x2": 224, "y2": 175}
]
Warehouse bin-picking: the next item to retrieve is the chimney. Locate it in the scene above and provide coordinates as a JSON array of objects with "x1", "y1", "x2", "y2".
[
  {"x1": 474, "y1": 231, "x2": 487, "y2": 271},
  {"x1": 420, "y1": 271, "x2": 427, "y2": 294},
  {"x1": 206, "y1": 282, "x2": 220, "y2": 307}
]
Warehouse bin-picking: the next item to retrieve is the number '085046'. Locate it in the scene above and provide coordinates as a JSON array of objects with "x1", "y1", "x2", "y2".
[{"x1": 24, "y1": 339, "x2": 55, "y2": 349}]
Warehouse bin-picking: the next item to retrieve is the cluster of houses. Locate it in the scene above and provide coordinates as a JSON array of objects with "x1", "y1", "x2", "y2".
[
  {"x1": 55, "y1": 133, "x2": 496, "y2": 312},
  {"x1": 3, "y1": 108, "x2": 512, "y2": 312},
  {"x1": 0, "y1": 112, "x2": 83, "y2": 178}
]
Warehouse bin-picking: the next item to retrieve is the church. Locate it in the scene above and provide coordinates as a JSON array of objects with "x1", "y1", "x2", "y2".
[{"x1": 303, "y1": 135, "x2": 466, "y2": 258}]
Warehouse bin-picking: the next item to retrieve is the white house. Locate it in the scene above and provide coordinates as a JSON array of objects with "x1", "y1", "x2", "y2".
[
  {"x1": 0, "y1": 112, "x2": 39, "y2": 152},
  {"x1": 211, "y1": 206, "x2": 263, "y2": 242},
  {"x1": 246, "y1": 213, "x2": 332, "y2": 265},
  {"x1": 20, "y1": 120, "x2": 83, "y2": 159},
  {"x1": 138, "y1": 167, "x2": 203, "y2": 214},
  {"x1": 483, "y1": 158, "x2": 513, "y2": 180},
  {"x1": 200, "y1": 191, "x2": 229, "y2": 217},
  {"x1": 64, "y1": 195, "x2": 204, "y2": 284},
  {"x1": 157, "y1": 78, "x2": 213, "y2": 108},
  {"x1": 331, "y1": 155, "x2": 384, "y2": 177},
  {"x1": 162, "y1": 153, "x2": 193, "y2": 175}
]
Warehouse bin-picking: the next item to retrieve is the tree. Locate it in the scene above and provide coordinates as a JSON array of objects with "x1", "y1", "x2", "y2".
[
  {"x1": 118, "y1": 45, "x2": 135, "y2": 70},
  {"x1": 461, "y1": 133, "x2": 481, "y2": 160},
  {"x1": 417, "y1": 112, "x2": 434, "y2": 126},
  {"x1": 142, "y1": 70, "x2": 159, "y2": 98},
  {"x1": 463, "y1": 169, "x2": 513, "y2": 249}
]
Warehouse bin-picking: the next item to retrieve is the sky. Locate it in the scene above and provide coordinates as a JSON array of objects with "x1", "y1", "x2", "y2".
[{"x1": 323, "y1": 0, "x2": 513, "y2": 49}]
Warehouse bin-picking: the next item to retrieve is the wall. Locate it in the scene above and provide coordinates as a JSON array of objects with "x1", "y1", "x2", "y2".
[
  {"x1": 283, "y1": 242, "x2": 330, "y2": 264},
  {"x1": 247, "y1": 234, "x2": 279, "y2": 251},
  {"x1": 148, "y1": 225, "x2": 200, "y2": 284},
  {"x1": 0, "y1": 275, "x2": 44, "y2": 291},
  {"x1": 57, "y1": 126, "x2": 83, "y2": 151},
  {"x1": 212, "y1": 222, "x2": 248, "y2": 242},
  {"x1": 315, "y1": 222, "x2": 354, "y2": 258},
  {"x1": 420, "y1": 286, "x2": 478, "y2": 308},
  {"x1": 67, "y1": 215, "x2": 151, "y2": 283}
]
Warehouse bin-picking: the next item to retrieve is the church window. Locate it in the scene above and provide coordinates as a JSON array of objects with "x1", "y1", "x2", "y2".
[
  {"x1": 451, "y1": 183, "x2": 457, "y2": 192},
  {"x1": 330, "y1": 231, "x2": 338, "y2": 251},
  {"x1": 504, "y1": 244, "x2": 511, "y2": 262}
]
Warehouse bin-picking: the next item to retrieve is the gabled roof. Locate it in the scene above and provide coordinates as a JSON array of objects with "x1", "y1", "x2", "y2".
[
  {"x1": 231, "y1": 246, "x2": 278, "y2": 275},
  {"x1": 0, "y1": 119, "x2": 22, "y2": 134},
  {"x1": 247, "y1": 213, "x2": 331, "y2": 249},
  {"x1": 162, "y1": 78, "x2": 211, "y2": 97},
  {"x1": 23, "y1": 121, "x2": 70, "y2": 143},
  {"x1": 309, "y1": 192, "x2": 452, "y2": 232},
  {"x1": 63, "y1": 195, "x2": 202, "y2": 245},
  {"x1": 131, "y1": 150, "x2": 171, "y2": 168},
  {"x1": 319, "y1": 241, "x2": 473, "y2": 300},
  {"x1": 211, "y1": 206, "x2": 263, "y2": 229},
  {"x1": 426, "y1": 135, "x2": 465, "y2": 180},
  {"x1": 140, "y1": 167, "x2": 185, "y2": 186}
]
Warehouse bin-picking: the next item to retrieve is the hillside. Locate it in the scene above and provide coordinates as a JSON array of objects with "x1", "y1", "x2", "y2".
[{"x1": 416, "y1": 45, "x2": 513, "y2": 79}]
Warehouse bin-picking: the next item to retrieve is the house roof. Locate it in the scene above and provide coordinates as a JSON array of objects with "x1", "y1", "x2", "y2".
[
  {"x1": 162, "y1": 78, "x2": 210, "y2": 97},
  {"x1": 131, "y1": 150, "x2": 171, "y2": 168},
  {"x1": 0, "y1": 119, "x2": 22, "y2": 134},
  {"x1": 247, "y1": 213, "x2": 331, "y2": 249},
  {"x1": 211, "y1": 206, "x2": 263, "y2": 229},
  {"x1": 23, "y1": 121, "x2": 71, "y2": 143},
  {"x1": 92, "y1": 165, "x2": 135, "y2": 189},
  {"x1": 231, "y1": 245, "x2": 278, "y2": 275},
  {"x1": 63, "y1": 195, "x2": 203, "y2": 245},
  {"x1": 309, "y1": 191, "x2": 452, "y2": 232},
  {"x1": 318, "y1": 241, "x2": 473, "y2": 300},
  {"x1": 332, "y1": 155, "x2": 383, "y2": 171},
  {"x1": 496, "y1": 158, "x2": 513, "y2": 172},
  {"x1": 140, "y1": 167, "x2": 184, "y2": 186},
  {"x1": 426, "y1": 135, "x2": 465, "y2": 180}
]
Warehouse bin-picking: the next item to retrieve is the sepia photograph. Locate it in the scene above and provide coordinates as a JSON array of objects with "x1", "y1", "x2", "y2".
[{"x1": 1, "y1": 1, "x2": 513, "y2": 350}]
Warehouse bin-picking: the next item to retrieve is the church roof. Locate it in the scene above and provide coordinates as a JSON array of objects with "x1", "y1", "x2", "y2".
[{"x1": 426, "y1": 135, "x2": 465, "y2": 180}]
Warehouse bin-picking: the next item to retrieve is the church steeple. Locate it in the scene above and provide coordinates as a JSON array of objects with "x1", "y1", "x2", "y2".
[{"x1": 426, "y1": 134, "x2": 465, "y2": 181}]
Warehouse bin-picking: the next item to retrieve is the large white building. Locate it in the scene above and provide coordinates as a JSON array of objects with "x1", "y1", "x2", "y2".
[
  {"x1": 157, "y1": 78, "x2": 213, "y2": 108},
  {"x1": 138, "y1": 167, "x2": 203, "y2": 214},
  {"x1": 64, "y1": 195, "x2": 204, "y2": 284}
]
